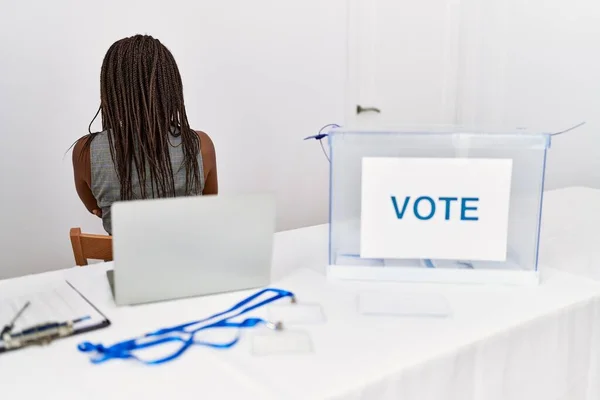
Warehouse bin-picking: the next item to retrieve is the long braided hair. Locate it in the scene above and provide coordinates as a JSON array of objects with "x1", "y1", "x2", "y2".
[{"x1": 84, "y1": 34, "x2": 201, "y2": 200}]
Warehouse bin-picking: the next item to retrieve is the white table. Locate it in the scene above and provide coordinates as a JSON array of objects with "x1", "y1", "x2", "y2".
[{"x1": 2, "y1": 187, "x2": 600, "y2": 400}]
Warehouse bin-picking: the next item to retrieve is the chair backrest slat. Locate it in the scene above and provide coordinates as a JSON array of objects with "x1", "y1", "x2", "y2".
[{"x1": 70, "y1": 227, "x2": 113, "y2": 266}]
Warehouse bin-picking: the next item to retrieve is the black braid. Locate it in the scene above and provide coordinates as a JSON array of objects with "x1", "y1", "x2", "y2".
[{"x1": 82, "y1": 34, "x2": 201, "y2": 200}]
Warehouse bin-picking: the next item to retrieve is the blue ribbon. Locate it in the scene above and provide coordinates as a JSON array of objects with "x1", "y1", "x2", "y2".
[{"x1": 78, "y1": 288, "x2": 295, "y2": 365}]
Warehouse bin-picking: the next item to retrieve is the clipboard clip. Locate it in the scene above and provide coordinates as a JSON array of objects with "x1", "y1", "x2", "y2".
[{"x1": 2, "y1": 318, "x2": 88, "y2": 350}]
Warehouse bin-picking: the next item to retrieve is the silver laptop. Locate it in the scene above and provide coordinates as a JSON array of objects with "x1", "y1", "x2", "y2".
[{"x1": 108, "y1": 193, "x2": 276, "y2": 306}]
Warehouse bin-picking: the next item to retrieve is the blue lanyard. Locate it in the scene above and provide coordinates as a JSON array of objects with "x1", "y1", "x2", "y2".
[{"x1": 78, "y1": 288, "x2": 295, "y2": 365}]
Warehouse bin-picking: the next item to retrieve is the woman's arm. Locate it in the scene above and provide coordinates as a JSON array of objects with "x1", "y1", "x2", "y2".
[
  {"x1": 72, "y1": 136, "x2": 102, "y2": 216},
  {"x1": 197, "y1": 131, "x2": 218, "y2": 195}
]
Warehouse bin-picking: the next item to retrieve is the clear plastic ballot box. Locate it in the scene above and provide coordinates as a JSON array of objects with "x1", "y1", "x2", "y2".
[{"x1": 327, "y1": 128, "x2": 551, "y2": 285}]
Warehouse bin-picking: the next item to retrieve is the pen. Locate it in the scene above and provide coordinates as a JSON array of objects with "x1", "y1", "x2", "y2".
[
  {"x1": 16, "y1": 316, "x2": 89, "y2": 337},
  {"x1": 0, "y1": 301, "x2": 31, "y2": 339}
]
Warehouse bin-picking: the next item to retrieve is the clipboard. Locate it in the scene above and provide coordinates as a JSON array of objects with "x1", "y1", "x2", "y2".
[{"x1": 0, "y1": 280, "x2": 110, "y2": 354}]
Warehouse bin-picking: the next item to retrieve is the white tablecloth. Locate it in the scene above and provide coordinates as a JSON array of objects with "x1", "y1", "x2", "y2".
[{"x1": 1, "y1": 187, "x2": 600, "y2": 400}]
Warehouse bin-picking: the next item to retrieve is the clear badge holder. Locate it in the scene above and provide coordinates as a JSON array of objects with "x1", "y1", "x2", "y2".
[
  {"x1": 358, "y1": 291, "x2": 451, "y2": 318},
  {"x1": 251, "y1": 327, "x2": 314, "y2": 356},
  {"x1": 249, "y1": 301, "x2": 325, "y2": 356}
]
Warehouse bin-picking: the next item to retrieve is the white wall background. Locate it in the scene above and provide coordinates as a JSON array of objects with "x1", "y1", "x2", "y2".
[
  {"x1": 457, "y1": 0, "x2": 600, "y2": 190},
  {"x1": 0, "y1": 0, "x2": 346, "y2": 279},
  {"x1": 347, "y1": 0, "x2": 600, "y2": 193},
  {"x1": 1, "y1": 0, "x2": 599, "y2": 279}
]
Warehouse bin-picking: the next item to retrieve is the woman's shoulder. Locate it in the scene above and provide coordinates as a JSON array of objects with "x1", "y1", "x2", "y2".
[
  {"x1": 195, "y1": 130, "x2": 216, "y2": 161},
  {"x1": 73, "y1": 132, "x2": 100, "y2": 156},
  {"x1": 72, "y1": 134, "x2": 92, "y2": 161},
  {"x1": 73, "y1": 131, "x2": 109, "y2": 152}
]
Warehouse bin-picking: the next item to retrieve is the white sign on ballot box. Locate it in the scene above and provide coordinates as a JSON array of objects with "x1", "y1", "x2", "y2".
[{"x1": 360, "y1": 157, "x2": 513, "y2": 261}]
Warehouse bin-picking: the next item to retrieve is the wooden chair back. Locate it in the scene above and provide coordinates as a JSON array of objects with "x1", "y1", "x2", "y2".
[{"x1": 69, "y1": 227, "x2": 113, "y2": 266}]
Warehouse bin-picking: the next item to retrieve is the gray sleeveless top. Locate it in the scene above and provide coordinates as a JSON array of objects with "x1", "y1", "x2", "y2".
[{"x1": 90, "y1": 131, "x2": 204, "y2": 234}]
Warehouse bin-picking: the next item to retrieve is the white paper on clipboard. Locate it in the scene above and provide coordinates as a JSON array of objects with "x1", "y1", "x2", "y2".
[{"x1": 0, "y1": 281, "x2": 107, "y2": 333}]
